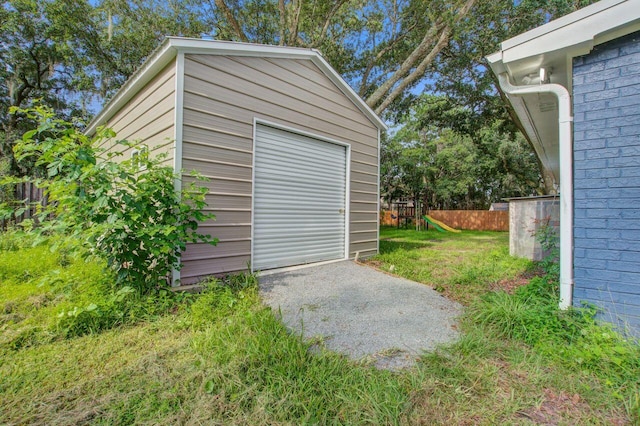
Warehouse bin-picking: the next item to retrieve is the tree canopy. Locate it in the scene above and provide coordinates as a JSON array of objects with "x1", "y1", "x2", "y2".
[
  {"x1": 382, "y1": 95, "x2": 542, "y2": 210},
  {"x1": 1, "y1": 0, "x2": 598, "y2": 197}
]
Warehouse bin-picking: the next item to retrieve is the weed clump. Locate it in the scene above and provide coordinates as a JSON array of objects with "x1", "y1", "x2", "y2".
[{"x1": 468, "y1": 226, "x2": 640, "y2": 421}]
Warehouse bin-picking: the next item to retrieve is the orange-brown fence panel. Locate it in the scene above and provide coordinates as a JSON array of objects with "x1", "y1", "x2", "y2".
[
  {"x1": 380, "y1": 210, "x2": 509, "y2": 231},
  {"x1": 428, "y1": 210, "x2": 508, "y2": 231}
]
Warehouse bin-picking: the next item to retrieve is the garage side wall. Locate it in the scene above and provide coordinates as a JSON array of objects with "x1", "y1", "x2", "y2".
[
  {"x1": 180, "y1": 54, "x2": 379, "y2": 282},
  {"x1": 572, "y1": 30, "x2": 640, "y2": 335},
  {"x1": 98, "y1": 62, "x2": 176, "y2": 166}
]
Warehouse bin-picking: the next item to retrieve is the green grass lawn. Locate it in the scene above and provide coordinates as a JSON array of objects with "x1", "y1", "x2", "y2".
[
  {"x1": 1, "y1": 228, "x2": 637, "y2": 424},
  {"x1": 372, "y1": 227, "x2": 535, "y2": 304}
]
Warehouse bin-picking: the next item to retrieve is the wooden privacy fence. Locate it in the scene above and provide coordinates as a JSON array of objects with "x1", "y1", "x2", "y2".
[
  {"x1": 1, "y1": 182, "x2": 50, "y2": 230},
  {"x1": 429, "y1": 210, "x2": 508, "y2": 231},
  {"x1": 381, "y1": 210, "x2": 509, "y2": 232}
]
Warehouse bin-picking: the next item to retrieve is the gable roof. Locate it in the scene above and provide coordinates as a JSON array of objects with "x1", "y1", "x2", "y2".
[
  {"x1": 487, "y1": 0, "x2": 640, "y2": 183},
  {"x1": 86, "y1": 37, "x2": 387, "y2": 135}
]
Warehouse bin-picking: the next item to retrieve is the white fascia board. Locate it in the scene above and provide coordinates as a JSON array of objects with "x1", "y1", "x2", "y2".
[
  {"x1": 85, "y1": 40, "x2": 177, "y2": 135},
  {"x1": 501, "y1": 0, "x2": 640, "y2": 64},
  {"x1": 166, "y1": 36, "x2": 319, "y2": 59}
]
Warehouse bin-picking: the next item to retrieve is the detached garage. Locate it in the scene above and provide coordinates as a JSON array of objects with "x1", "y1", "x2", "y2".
[{"x1": 86, "y1": 37, "x2": 386, "y2": 286}]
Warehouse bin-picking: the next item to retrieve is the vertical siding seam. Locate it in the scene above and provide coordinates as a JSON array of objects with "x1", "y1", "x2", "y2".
[
  {"x1": 250, "y1": 118, "x2": 258, "y2": 273},
  {"x1": 345, "y1": 142, "x2": 351, "y2": 261},
  {"x1": 377, "y1": 127, "x2": 381, "y2": 256},
  {"x1": 172, "y1": 53, "x2": 184, "y2": 287}
]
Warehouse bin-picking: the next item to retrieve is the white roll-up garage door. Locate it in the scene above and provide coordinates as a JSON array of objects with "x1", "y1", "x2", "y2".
[{"x1": 253, "y1": 124, "x2": 347, "y2": 271}]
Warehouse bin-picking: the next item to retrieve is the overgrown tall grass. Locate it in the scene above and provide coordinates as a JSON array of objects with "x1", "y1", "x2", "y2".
[
  {"x1": 375, "y1": 226, "x2": 639, "y2": 422},
  {"x1": 1, "y1": 231, "x2": 409, "y2": 424},
  {"x1": 0, "y1": 230, "x2": 187, "y2": 349},
  {"x1": 374, "y1": 227, "x2": 533, "y2": 303},
  {"x1": 2, "y1": 227, "x2": 638, "y2": 424},
  {"x1": 469, "y1": 275, "x2": 640, "y2": 418}
]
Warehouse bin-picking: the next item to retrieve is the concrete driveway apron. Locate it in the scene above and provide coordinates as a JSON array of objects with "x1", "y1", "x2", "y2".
[{"x1": 259, "y1": 261, "x2": 462, "y2": 370}]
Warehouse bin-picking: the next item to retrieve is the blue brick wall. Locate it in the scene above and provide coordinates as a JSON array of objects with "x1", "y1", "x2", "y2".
[{"x1": 573, "y1": 30, "x2": 640, "y2": 336}]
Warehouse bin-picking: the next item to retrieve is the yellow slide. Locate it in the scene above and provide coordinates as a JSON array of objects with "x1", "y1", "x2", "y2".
[{"x1": 425, "y1": 215, "x2": 462, "y2": 233}]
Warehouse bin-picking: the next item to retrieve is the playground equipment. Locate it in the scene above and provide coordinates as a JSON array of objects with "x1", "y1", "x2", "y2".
[
  {"x1": 395, "y1": 200, "x2": 423, "y2": 229},
  {"x1": 423, "y1": 215, "x2": 462, "y2": 233}
]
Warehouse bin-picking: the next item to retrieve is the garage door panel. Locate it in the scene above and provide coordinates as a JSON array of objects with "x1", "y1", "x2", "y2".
[
  {"x1": 257, "y1": 133, "x2": 345, "y2": 159},
  {"x1": 255, "y1": 246, "x2": 345, "y2": 269},
  {"x1": 254, "y1": 162, "x2": 345, "y2": 184},
  {"x1": 253, "y1": 124, "x2": 347, "y2": 270},
  {"x1": 257, "y1": 143, "x2": 345, "y2": 163}
]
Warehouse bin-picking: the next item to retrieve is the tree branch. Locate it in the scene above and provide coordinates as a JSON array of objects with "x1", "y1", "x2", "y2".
[
  {"x1": 366, "y1": 0, "x2": 476, "y2": 113},
  {"x1": 375, "y1": 27, "x2": 451, "y2": 114},
  {"x1": 288, "y1": 0, "x2": 302, "y2": 45},
  {"x1": 358, "y1": 22, "x2": 418, "y2": 97},
  {"x1": 306, "y1": 0, "x2": 349, "y2": 48},
  {"x1": 214, "y1": 0, "x2": 249, "y2": 42},
  {"x1": 278, "y1": 0, "x2": 286, "y2": 45},
  {"x1": 365, "y1": 19, "x2": 446, "y2": 109}
]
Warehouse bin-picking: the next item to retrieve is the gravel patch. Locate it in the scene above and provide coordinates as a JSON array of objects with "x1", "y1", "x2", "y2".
[{"x1": 259, "y1": 260, "x2": 462, "y2": 370}]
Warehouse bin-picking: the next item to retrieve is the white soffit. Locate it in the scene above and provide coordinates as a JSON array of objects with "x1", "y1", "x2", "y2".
[{"x1": 86, "y1": 37, "x2": 387, "y2": 135}]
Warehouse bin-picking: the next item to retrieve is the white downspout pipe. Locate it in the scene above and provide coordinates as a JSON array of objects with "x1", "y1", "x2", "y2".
[{"x1": 497, "y1": 73, "x2": 574, "y2": 309}]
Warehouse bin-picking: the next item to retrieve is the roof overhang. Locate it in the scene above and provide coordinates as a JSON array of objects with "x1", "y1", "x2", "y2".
[
  {"x1": 487, "y1": 0, "x2": 640, "y2": 183},
  {"x1": 86, "y1": 37, "x2": 387, "y2": 135}
]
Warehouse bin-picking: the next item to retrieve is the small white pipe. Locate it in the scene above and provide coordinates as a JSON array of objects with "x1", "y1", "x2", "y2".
[{"x1": 497, "y1": 73, "x2": 574, "y2": 309}]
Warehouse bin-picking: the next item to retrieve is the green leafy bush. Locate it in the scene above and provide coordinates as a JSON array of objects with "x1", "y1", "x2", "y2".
[
  {"x1": 2, "y1": 106, "x2": 217, "y2": 292},
  {"x1": 55, "y1": 285, "x2": 190, "y2": 338},
  {"x1": 535, "y1": 220, "x2": 560, "y2": 281}
]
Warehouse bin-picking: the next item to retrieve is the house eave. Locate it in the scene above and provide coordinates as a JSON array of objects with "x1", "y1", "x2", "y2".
[
  {"x1": 486, "y1": 0, "x2": 640, "y2": 183},
  {"x1": 500, "y1": 0, "x2": 640, "y2": 64}
]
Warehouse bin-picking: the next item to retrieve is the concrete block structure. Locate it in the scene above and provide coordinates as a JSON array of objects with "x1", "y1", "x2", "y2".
[{"x1": 507, "y1": 196, "x2": 560, "y2": 261}]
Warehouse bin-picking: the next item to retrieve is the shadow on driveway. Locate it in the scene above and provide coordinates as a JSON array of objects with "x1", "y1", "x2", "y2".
[{"x1": 259, "y1": 261, "x2": 462, "y2": 370}]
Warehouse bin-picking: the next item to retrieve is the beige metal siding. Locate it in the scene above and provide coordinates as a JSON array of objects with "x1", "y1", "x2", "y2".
[
  {"x1": 180, "y1": 54, "x2": 379, "y2": 282},
  {"x1": 99, "y1": 62, "x2": 176, "y2": 166}
]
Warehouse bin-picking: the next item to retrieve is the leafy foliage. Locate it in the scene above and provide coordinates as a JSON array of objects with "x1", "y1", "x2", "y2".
[
  {"x1": 1, "y1": 0, "x2": 206, "y2": 176},
  {"x1": 0, "y1": 229, "x2": 193, "y2": 348},
  {"x1": 2, "y1": 106, "x2": 216, "y2": 292},
  {"x1": 383, "y1": 95, "x2": 543, "y2": 209},
  {"x1": 421, "y1": 0, "x2": 600, "y2": 192}
]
